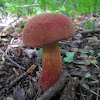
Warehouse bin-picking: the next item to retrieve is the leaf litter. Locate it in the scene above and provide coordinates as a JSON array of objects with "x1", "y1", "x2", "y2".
[{"x1": 0, "y1": 13, "x2": 100, "y2": 100}]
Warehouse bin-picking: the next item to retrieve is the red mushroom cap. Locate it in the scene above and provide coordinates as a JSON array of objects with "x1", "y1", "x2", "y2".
[{"x1": 22, "y1": 13, "x2": 75, "y2": 47}]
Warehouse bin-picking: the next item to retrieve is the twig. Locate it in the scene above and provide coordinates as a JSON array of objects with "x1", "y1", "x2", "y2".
[
  {"x1": 13, "y1": 67, "x2": 20, "y2": 76},
  {"x1": 92, "y1": 62, "x2": 99, "y2": 69},
  {"x1": 2, "y1": 37, "x2": 14, "y2": 64},
  {"x1": 0, "y1": 48, "x2": 25, "y2": 70},
  {"x1": 7, "y1": 64, "x2": 37, "y2": 90},
  {"x1": 81, "y1": 84, "x2": 99, "y2": 96},
  {"x1": 37, "y1": 71, "x2": 69, "y2": 100},
  {"x1": 7, "y1": 72, "x2": 27, "y2": 90},
  {"x1": 59, "y1": 0, "x2": 67, "y2": 13},
  {"x1": 10, "y1": 15, "x2": 21, "y2": 24},
  {"x1": 78, "y1": 28, "x2": 100, "y2": 35},
  {"x1": 16, "y1": 4, "x2": 39, "y2": 8}
]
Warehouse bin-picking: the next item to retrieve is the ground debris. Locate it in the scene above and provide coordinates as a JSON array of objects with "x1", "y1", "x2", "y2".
[{"x1": 0, "y1": 13, "x2": 100, "y2": 100}]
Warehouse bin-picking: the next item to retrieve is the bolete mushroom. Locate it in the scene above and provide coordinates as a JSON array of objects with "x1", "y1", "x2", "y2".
[{"x1": 22, "y1": 13, "x2": 75, "y2": 91}]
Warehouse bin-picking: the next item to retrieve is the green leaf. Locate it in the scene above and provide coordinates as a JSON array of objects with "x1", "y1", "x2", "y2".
[
  {"x1": 84, "y1": 72, "x2": 92, "y2": 79},
  {"x1": 89, "y1": 49, "x2": 94, "y2": 55},
  {"x1": 5, "y1": 3, "x2": 10, "y2": 7},
  {"x1": 79, "y1": 50, "x2": 89, "y2": 54},
  {"x1": 85, "y1": 21, "x2": 90, "y2": 26},
  {"x1": 0, "y1": 53, "x2": 2, "y2": 58},
  {"x1": 98, "y1": 53, "x2": 100, "y2": 56},
  {"x1": 64, "y1": 52, "x2": 75, "y2": 63},
  {"x1": 37, "y1": 48, "x2": 43, "y2": 59}
]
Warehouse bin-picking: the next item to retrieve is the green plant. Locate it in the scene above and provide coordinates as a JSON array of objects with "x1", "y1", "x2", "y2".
[
  {"x1": 1, "y1": 0, "x2": 100, "y2": 17},
  {"x1": 79, "y1": 49, "x2": 95, "y2": 56},
  {"x1": 64, "y1": 52, "x2": 75, "y2": 63},
  {"x1": 98, "y1": 53, "x2": 100, "y2": 56},
  {"x1": 0, "y1": 53, "x2": 2, "y2": 58},
  {"x1": 85, "y1": 19, "x2": 98, "y2": 29},
  {"x1": 79, "y1": 49, "x2": 96, "y2": 56},
  {"x1": 89, "y1": 49, "x2": 94, "y2": 55}
]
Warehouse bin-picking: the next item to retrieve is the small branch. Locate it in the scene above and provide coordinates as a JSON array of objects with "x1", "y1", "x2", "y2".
[
  {"x1": 0, "y1": 48, "x2": 25, "y2": 70},
  {"x1": 78, "y1": 28, "x2": 100, "y2": 35},
  {"x1": 16, "y1": 4, "x2": 40, "y2": 8},
  {"x1": 81, "y1": 84, "x2": 99, "y2": 96},
  {"x1": 10, "y1": 15, "x2": 21, "y2": 24},
  {"x1": 2, "y1": 37, "x2": 14, "y2": 64},
  {"x1": 37, "y1": 71, "x2": 69, "y2": 100}
]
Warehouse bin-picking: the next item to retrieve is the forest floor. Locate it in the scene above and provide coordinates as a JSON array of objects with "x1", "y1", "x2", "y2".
[{"x1": 0, "y1": 13, "x2": 100, "y2": 100}]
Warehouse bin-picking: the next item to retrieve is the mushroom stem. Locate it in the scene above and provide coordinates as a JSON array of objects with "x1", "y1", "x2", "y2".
[{"x1": 38, "y1": 42, "x2": 62, "y2": 91}]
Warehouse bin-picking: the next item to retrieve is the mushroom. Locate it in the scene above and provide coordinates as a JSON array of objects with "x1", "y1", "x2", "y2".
[{"x1": 22, "y1": 13, "x2": 75, "y2": 91}]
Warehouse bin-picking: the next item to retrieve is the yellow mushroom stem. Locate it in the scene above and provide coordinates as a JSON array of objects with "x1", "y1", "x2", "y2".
[{"x1": 38, "y1": 42, "x2": 62, "y2": 91}]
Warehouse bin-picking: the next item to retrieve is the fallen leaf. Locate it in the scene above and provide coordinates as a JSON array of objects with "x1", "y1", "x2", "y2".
[
  {"x1": 74, "y1": 33, "x2": 82, "y2": 40},
  {"x1": 36, "y1": 71, "x2": 41, "y2": 78},
  {"x1": 88, "y1": 36, "x2": 100, "y2": 43},
  {"x1": 27, "y1": 64, "x2": 36, "y2": 74},
  {"x1": 13, "y1": 86, "x2": 26, "y2": 100},
  {"x1": 80, "y1": 53, "x2": 88, "y2": 59},
  {"x1": 77, "y1": 65, "x2": 88, "y2": 71},
  {"x1": 71, "y1": 48, "x2": 79, "y2": 52},
  {"x1": 89, "y1": 49, "x2": 94, "y2": 55},
  {"x1": 83, "y1": 46, "x2": 90, "y2": 51},
  {"x1": 84, "y1": 59, "x2": 91, "y2": 66},
  {"x1": 0, "y1": 32, "x2": 8, "y2": 36},
  {"x1": 10, "y1": 32, "x2": 21, "y2": 37},
  {"x1": 37, "y1": 48, "x2": 43, "y2": 59},
  {"x1": 2, "y1": 24, "x2": 12, "y2": 32},
  {"x1": 23, "y1": 48, "x2": 37, "y2": 58},
  {"x1": 27, "y1": 86, "x2": 35, "y2": 98},
  {"x1": 79, "y1": 50, "x2": 89, "y2": 54},
  {"x1": 98, "y1": 53, "x2": 100, "y2": 56},
  {"x1": 64, "y1": 52, "x2": 75, "y2": 63}
]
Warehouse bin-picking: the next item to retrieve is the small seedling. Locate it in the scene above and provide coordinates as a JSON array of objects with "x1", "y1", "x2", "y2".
[{"x1": 85, "y1": 19, "x2": 98, "y2": 29}]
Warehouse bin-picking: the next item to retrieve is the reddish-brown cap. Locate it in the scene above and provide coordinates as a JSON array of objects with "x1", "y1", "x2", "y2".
[{"x1": 22, "y1": 13, "x2": 75, "y2": 47}]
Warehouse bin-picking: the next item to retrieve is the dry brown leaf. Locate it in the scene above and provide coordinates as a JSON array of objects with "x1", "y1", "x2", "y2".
[
  {"x1": 84, "y1": 59, "x2": 91, "y2": 66},
  {"x1": 71, "y1": 48, "x2": 79, "y2": 52},
  {"x1": 10, "y1": 32, "x2": 21, "y2": 37},
  {"x1": 2, "y1": 24, "x2": 12, "y2": 32},
  {"x1": 77, "y1": 65, "x2": 88, "y2": 71},
  {"x1": 0, "y1": 32, "x2": 8, "y2": 36},
  {"x1": 36, "y1": 71, "x2": 41, "y2": 78},
  {"x1": 80, "y1": 53, "x2": 88, "y2": 59},
  {"x1": 83, "y1": 46, "x2": 90, "y2": 52},
  {"x1": 27, "y1": 64, "x2": 36, "y2": 74},
  {"x1": 88, "y1": 36, "x2": 100, "y2": 43}
]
